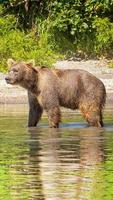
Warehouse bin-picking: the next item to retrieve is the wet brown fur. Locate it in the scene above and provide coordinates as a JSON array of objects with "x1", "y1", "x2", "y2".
[{"x1": 6, "y1": 61, "x2": 106, "y2": 128}]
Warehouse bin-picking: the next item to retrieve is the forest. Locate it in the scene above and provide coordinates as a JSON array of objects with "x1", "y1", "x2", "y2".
[{"x1": 0, "y1": 0, "x2": 113, "y2": 71}]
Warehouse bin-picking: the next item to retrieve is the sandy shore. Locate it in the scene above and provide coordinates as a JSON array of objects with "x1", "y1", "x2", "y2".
[{"x1": 0, "y1": 59, "x2": 113, "y2": 107}]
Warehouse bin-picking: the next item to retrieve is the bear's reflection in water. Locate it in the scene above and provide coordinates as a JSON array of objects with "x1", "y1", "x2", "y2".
[{"x1": 25, "y1": 126, "x2": 104, "y2": 200}]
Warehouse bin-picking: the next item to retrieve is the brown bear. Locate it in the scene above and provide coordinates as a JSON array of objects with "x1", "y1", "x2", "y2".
[{"x1": 5, "y1": 59, "x2": 106, "y2": 128}]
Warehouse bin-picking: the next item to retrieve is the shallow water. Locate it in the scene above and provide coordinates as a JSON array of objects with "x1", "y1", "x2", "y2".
[{"x1": 0, "y1": 105, "x2": 113, "y2": 200}]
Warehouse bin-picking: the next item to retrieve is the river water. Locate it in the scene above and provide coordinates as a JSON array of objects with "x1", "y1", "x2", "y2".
[{"x1": 0, "y1": 105, "x2": 113, "y2": 200}]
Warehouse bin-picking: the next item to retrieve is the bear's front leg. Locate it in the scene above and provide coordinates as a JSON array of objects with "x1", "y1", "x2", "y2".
[
  {"x1": 46, "y1": 107, "x2": 61, "y2": 128},
  {"x1": 28, "y1": 91, "x2": 43, "y2": 127},
  {"x1": 40, "y1": 89, "x2": 61, "y2": 128}
]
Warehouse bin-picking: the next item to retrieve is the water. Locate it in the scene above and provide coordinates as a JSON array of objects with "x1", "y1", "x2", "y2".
[{"x1": 0, "y1": 105, "x2": 113, "y2": 200}]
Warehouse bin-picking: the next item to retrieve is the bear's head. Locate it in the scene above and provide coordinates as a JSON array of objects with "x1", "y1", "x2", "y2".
[{"x1": 5, "y1": 59, "x2": 37, "y2": 87}]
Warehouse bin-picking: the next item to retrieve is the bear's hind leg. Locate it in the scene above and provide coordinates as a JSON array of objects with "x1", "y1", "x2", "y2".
[
  {"x1": 99, "y1": 111, "x2": 104, "y2": 127},
  {"x1": 85, "y1": 112, "x2": 103, "y2": 128},
  {"x1": 80, "y1": 105, "x2": 103, "y2": 128},
  {"x1": 46, "y1": 107, "x2": 61, "y2": 128}
]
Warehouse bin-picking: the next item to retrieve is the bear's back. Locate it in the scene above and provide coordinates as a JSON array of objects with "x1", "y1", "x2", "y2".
[{"x1": 53, "y1": 68, "x2": 105, "y2": 90}]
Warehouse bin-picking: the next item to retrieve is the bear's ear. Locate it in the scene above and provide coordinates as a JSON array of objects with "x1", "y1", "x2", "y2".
[
  {"x1": 7, "y1": 58, "x2": 16, "y2": 67},
  {"x1": 26, "y1": 60, "x2": 35, "y2": 68}
]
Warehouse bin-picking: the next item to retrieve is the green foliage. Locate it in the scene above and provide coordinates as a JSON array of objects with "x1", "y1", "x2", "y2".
[
  {"x1": 108, "y1": 60, "x2": 113, "y2": 68},
  {"x1": 92, "y1": 17, "x2": 113, "y2": 55},
  {"x1": 48, "y1": 0, "x2": 113, "y2": 57},
  {"x1": 1, "y1": 1, "x2": 113, "y2": 72},
  {"x1": 0, "y1": 6, "x2": 63, "y2": 72}
]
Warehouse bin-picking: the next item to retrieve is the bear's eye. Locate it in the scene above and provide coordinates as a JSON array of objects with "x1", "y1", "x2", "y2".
[{"x1": 13, "y1": 69, "x2": 18, "y2": 73}]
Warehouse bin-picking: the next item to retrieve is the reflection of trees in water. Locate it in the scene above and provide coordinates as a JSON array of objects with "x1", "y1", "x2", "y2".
[
  {"x1": 77, "y1": 128, "x2": 105, "y2": 200},
  {"x1": 27, "y1": 128, "x2": 45, "y2": 200},
  {"x1": 10, "y1": 128, "x2": 45, "y2": 200},
  {"x1": 10, "y1": 127, "x2": 105, "y2": 200},
  {"x1": 38, "y1": 127, "x2": 105, "y2": 200}
]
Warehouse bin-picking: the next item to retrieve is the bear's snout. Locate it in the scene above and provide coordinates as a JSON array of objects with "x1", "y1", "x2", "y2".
[
  {"x1": 5, "y1": 76, "x2": 11, "y2": 84},
  {"x1": 5, "y1": 76, "x2": 9, "y2": 81}
]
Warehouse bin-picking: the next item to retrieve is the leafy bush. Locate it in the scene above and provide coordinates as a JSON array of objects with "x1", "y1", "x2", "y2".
[
  {"x1": 1, "y1": 1, "x2": 113, "y2": 72},
  {"x1": 92, "y1": 17, "x2": 113, "y2": 56},
  {"x1": 0, "y1": 6, "x2": 63, "y2": 72},
  {"x1": 48, "y1": 0, "x2": 113, "y2": 57}
]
